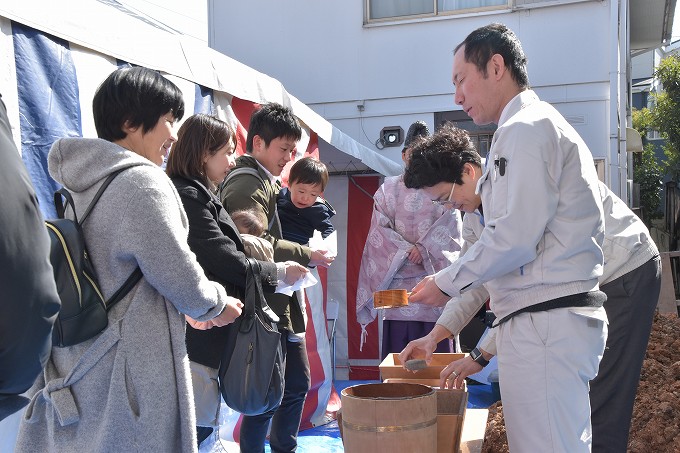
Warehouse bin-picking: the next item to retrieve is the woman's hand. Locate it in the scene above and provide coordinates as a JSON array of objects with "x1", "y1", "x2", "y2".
[
  {"x1": 282, "y1": 261, "x2": 309, "y2": 285},
  {"x1": 407, "y1": 246, "x2": 423, "y2": 264},
  {"x1": 185, "y1": 315, "x2": 214, "y2": 330},
  {"x1": 212, "y1": 297, "x2": 244, "y2": 326},
  {"x1": 188, "y1": 297, "x2": 244, "y2": 330}
]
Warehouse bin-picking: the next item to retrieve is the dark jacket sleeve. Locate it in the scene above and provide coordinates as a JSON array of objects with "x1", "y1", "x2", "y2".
[
  {"x1": 314, "y1": 203, "x2": 336, "y2": 239},
  {"x1": 175, "y1": 184, "x2": 278, "y2": 293},
  {"x1": 0, "y1": 95, "x2": 61, "y2": 421}
]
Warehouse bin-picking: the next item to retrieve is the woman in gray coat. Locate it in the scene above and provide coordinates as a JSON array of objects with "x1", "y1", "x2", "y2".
[{"x1": 16, "y1": 67, "x2": 243, "y2": 452}]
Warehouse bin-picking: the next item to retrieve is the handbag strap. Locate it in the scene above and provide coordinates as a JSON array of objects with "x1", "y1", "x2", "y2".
[
  {"x1": 245, "y1": 258, "x2": 279, "y2": 323},
  {"x1": 243, "y1": 259, "x2": 257, "y2": 317}
]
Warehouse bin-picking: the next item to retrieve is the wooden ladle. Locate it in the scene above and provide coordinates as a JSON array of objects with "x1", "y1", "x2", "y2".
[{"x1": 373, "y1": 289, "x2": 410, "y2": 309}]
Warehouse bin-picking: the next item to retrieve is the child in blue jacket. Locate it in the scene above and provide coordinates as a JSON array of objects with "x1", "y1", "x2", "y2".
[{"x1": 277, "y1": 157, "x2": 335, "y2": 245}]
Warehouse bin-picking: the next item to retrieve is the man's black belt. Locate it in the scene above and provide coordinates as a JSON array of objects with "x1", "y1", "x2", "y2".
[{"x1": 495, "y1": 290, "x2": 606, "y2": 327}]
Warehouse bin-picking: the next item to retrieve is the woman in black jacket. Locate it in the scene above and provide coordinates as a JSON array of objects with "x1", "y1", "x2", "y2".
[{"x1": 166, "y1": 113, "x2": 307, "y2": 447}]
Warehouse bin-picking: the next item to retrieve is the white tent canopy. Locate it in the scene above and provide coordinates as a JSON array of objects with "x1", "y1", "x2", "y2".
[
  {"x1": 0, "y1": 1, "x2": 395, "y2": 447},
  {"x1": 0, "y1": 0, "x2": 402, "y2": 177}
]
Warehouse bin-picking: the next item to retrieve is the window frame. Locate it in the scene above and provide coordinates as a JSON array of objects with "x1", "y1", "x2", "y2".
[{"x1": 364, "y1": 0, "x2": 511, "y2": 24}]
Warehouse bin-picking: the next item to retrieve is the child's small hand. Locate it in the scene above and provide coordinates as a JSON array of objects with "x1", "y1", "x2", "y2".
[
  {"x1": 283, "y1": 261, "x2": 309, "y2": 285},
  {"x1": 309, "y1": 249, "x2": 334, "y2": 268}
]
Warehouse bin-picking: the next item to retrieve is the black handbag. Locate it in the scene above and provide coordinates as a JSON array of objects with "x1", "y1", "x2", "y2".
[{"x1": 218, "y1": 258, "x2": 285, "y2": 416}]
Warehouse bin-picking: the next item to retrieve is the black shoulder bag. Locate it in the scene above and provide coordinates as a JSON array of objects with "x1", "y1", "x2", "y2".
[{"x1": 218, "y1": 258, "x2": 285, "y2": 415}]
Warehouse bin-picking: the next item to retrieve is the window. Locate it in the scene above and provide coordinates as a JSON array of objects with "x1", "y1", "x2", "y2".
[
  {"x1": 435, "y1": 110, "x2": 497, "y2": 158},
  {"x1": 470, "y1": 133, "x2": 493, "y2": 158},
  {"x1": 367, "y1": 0, "x2": 509, "y2": 21},
  {"x1": 647, "y1": 129, "x2": 661, "y2": 140},
  {"x1": 439, "y1": 0, "x2": 508, "y2": 13},
  {"x1": 369, "y1": 0, "x2": 433, "y2": 19}
]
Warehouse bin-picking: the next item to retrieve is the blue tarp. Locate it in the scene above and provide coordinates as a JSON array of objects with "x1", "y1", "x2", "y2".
[
  {"x1": 10, "y1": 21, "x2": 216, "y2": 219},
  {"x1": 13, "y1": 21, "x2": 80, "y2": 219}
]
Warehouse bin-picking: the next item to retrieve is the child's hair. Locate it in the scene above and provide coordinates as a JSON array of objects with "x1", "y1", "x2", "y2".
[
  {"x1": 288, "y1": 157, "x2": 329, "y2": 191},
  {"x1": 231, "y1": 209, "x2": 267, "y2": 236}
]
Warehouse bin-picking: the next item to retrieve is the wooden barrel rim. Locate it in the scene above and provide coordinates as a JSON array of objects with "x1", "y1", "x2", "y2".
[{"x1": 341, "y1": 383, "x2": 435, "y2": 400}]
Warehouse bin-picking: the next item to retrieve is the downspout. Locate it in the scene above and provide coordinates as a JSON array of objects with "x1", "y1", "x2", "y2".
[
  {"x1": 624, "y1": 0, "x2": 634, "y2": 206},
  {"x1": 609, "y1": 0, "x2": 622, "y2": 197},
  {"x1": 620, "y1": 0, "x2": 630, "y2": 204}
]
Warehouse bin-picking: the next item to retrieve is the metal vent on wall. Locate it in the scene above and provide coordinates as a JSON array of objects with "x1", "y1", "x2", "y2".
[{"x1": 565, "y1": 115, "x2": 587, "y2": 125}]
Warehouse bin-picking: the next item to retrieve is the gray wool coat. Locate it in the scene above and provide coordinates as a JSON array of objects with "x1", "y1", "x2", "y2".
[{"x1": 16, "y1": 138, "x2": 230, "y2": 453}]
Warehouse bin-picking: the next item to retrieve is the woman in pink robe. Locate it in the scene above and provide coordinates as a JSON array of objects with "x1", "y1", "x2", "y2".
[{"x1": 356, "y1": 122, "x2": 463, "y2": 358}]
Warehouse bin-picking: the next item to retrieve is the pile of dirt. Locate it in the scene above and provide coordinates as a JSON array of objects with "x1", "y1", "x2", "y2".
[
  {"x1": 627, "y1": 313, "x2": 680, "y2": 452},
  {"x1": 480, "y1": 313, "x2": 680, "y2": 453},
  {"x1": 481, "y1": 401, "x2": 508, "y2": 453}
]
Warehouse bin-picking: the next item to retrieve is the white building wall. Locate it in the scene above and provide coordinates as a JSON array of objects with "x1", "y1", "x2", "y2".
[{"x1": 209, "y1": 0, "x2": 626, "y2": 193}]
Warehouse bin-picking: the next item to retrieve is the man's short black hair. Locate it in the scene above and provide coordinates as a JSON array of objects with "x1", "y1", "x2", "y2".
[
  {"x1": 245, "y1": 103, "x2": 302, "y2": 153},
  {"x1": 404, "y1": 123, "x2": 482, "y2": 189},
  {"x1": 93, "y1": 66, "x2": 185, "y2": 142},
  {"x1": 455, "y1": 23, "x2": 529, "y2": 89}
]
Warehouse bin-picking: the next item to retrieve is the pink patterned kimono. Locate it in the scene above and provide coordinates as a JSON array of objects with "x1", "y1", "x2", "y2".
[{"x1": 356, "y1": 175, "x2": 463, "y2": 355}]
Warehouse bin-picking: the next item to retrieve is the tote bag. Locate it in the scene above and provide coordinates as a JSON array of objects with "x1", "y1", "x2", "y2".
[{"x1": 219, "y1": 258, "x2": 284, "y2": 416}]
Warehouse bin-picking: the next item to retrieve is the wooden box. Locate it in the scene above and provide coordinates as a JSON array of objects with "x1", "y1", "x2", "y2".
[
  {"x1": 379, "y1": 353, "x2": 467, "y2": 380},
  {"x1": 436, "y1": 389, "x2": 468, "y2": 453}
]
